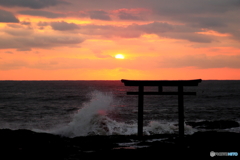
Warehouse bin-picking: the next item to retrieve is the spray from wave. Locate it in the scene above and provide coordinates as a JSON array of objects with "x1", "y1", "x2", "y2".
[{"x1": 53, "y1": 91, "x2": 195, "y2": 137}]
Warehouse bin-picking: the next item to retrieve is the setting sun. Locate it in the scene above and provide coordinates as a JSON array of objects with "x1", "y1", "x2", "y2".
[{"x1": 115, "y1": 54, "x2": 125, "y2": 59}]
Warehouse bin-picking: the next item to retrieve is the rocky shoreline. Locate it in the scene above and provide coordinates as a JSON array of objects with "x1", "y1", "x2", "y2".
[{"x1": 0, "y1": 128, "x2": 240, "y2": 159}]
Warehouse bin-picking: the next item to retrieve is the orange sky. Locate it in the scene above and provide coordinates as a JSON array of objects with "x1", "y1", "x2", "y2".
[{"x1": 1, "y1": 0, "x2": 240, "y2": 80}]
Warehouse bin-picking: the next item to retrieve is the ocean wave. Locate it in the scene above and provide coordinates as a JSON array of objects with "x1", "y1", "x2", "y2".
[{"x1": 51, "y1": 91, "x2": 196, "y2": 137}]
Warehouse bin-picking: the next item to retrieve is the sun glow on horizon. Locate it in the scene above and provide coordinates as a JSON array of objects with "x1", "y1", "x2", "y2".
[{"x1": 115, "y1": 54, "x2": 125, "y2": 59}]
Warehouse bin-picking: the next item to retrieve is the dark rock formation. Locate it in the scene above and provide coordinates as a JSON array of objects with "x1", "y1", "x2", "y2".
[
  {"x1": 0, "y1": 129, "x2": 239, "y2": 159},
  {"x1": 186, "y1": 120, "x2": 239, "y2": 129}
]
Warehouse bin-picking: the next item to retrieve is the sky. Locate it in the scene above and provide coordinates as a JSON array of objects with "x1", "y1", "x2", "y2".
[{"x1": 0, "y1": 0, "x2": 240, "y2": 80}]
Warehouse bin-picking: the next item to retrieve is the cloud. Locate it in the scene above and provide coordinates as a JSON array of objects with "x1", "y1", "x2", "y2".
[
  {"x1": 136, "y1": 22, "x2": 174, "y2": 34},
  {"x1": 26, "y1": 34, "x2": 84, "y2": 47},
  {"x1": 147, "y1": 0, "x2": 240, "y2": 42},
  {"x1": 164, "y1": 32, "x2": 213, "y2": 43},
  {"x1": 133, "y1": 22, "x2": 213, "y2": 43},
  {"x1": 37, "y1": 21, "x2": 49, "y2": 30},
  {"x1": 159, "y1": 54, "x2": 240, "y2": 69},
  {"x1": 0, "y1": 9, "x2": 19, "y2": 23},
  {"x1": 113, "y1": 8, "x2": 150, "y2": 21},
  {"x1": 0, "y1": 33, "x2": 85, "y2": 50},
  {"x1": 50, "y1": 21, "x2": 79, "y2": 31},
  {"x1": 151, "y1": 0, "x2": 240, "y2": 16},
  {"x1": 38, "y1": 21, "x2": 49, "y2": 26},
  {"x1": 79, "y1": 22, "x2": 213, "y2": 42},
  {"x1": 0, "y1": 0, "x2": 69, "y2": 9},
  {"x1": 0, "y1": 59, "x2": 28, "y2": 70},
  {"x1": 0, "y1": 0, "x2": 239, "y2": 53},
  {"x1": 36, "y1": 21, "x2": 80, "y2": 31},
  {"x1": 18, "y1": 10, "x2": 65, "y2": 18},
  {"x1": 60, "y1": 0, "x2": 240, "y2": 15},
  {"x1": 66, "y1": 0, "x2": 238, "y2": 42},
  {"x1": 117, "y1": 9, "x2": 144, "y2": 20},
  {"x1": 20, "y1": 21, "x2": 31, "y2": 26},
  {"x1": 92, "y1": 50, "x2": 112, "y2": 58},
  {"x1": 118, "y1": 12, "x2": 142, "y2": 21},
  {"x1": 7, "y1": 24, "x2": 22, "y2": 28},
  {"x1": 4, "y1": 28, "x2": 33, "y2": 36},
  {"x1": 79, "y1": 24, "x2": 142, "y2": 38},
  {"x1": 89, "y1": 10, "x2": 111, "y2": 20}
]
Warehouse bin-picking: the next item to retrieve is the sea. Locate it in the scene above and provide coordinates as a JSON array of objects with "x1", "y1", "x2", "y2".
[{"x1": 0, "y1": 80, "x2": 240, "y2": 138}]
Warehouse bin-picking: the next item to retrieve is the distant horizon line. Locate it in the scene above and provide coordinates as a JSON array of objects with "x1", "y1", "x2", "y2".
[{"x1": 1, "y1": 79, "x2": 240, "y2": 81}]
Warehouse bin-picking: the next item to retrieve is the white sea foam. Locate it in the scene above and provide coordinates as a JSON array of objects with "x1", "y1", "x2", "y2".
[
  {"x1": 53, "y1": 91, "x2": 196, "y2": 137},
  {"x1": 143, "y1": 121, "x2": 196, "y2": 135}
]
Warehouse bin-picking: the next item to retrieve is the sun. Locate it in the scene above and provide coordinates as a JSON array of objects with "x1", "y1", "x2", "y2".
[{"x1": 115, "y1": 54, "x2": 125, "y2": 59}]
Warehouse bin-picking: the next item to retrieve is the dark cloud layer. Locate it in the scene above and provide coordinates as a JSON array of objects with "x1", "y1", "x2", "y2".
[
  {"x1": 18, "y1": 10, "x2": 65, "y2": 18},
  {"x1": 89, "y1": 10, "x2": 111, "y2": 20},
  {"x1": 50, "y1": 21, "x2": 79, "y2": 31},
  {"x1": 1, "y1": 0, "x2": 239, "y2": 50},
  {"x1": 118, "y1": 11, "x2": 143, "y2": 20},
  {"x1": 0, "y1": 9, "x2": 19, "y2": 23},
  {"x1": 0, "y1": 34, "x2": 84, "y2": 50},
  {"x1": 153, "y1": 0, "x2": 240, "y2": 15},
  {"x1": 64, "y1": 0, "x2": 240, "y2": 41},
  {"x1": 78, "y1": 22, "x2": 213, "y2": 43},
  {"x1": 65, "y1": 0, "x2": 240, "y2": 14},
  {"x1": 0, "y1": 0, "x2": 69, "y2": 9}
]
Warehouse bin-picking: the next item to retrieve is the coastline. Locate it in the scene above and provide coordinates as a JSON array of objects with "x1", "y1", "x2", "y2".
[{"x1": 1, "y1": 129, "x2": 239, "y2": 159}]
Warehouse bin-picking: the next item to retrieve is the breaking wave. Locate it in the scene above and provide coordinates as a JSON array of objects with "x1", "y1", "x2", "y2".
[{"x1": 53, "y1": 91, "x2": 196, "y2": 137}]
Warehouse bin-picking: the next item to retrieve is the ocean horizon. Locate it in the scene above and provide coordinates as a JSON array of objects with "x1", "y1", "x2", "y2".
[{"x1": 1, "y1": 80, "x2": 240, "y2": 136}]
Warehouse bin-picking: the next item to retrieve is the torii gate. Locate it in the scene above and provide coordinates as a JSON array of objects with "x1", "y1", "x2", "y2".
[{"x1": 121, "y1": 79, "x2": 202, "y2": 138}]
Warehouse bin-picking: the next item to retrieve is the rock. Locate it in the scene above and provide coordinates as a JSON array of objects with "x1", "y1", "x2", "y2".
[
  {"x1": 186, "y1": 120, "x2": 239, "y2": 129},
  {"x1": 0, "y1": 129, "x2": 240, "y2": 159}
]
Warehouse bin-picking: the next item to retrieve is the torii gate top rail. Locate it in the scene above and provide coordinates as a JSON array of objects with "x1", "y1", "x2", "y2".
[
  {"x1": 121, "y1": 79, "x2": 202, "y2": 86},
  {"x1": 121, "y1": 79, "x2": 202, "y2": 138}
]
